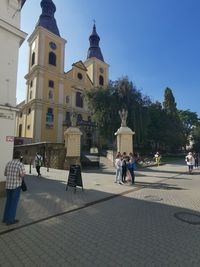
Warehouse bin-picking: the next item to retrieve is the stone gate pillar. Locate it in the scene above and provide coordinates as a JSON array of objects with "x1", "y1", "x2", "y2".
[{"x1": 64, "y1": 127, "x2": 82, "y2": 169}]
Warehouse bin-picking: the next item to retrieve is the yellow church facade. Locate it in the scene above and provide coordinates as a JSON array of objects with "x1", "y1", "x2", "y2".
[{"x1": 16, "y1": 0, "x2": 109, "y2": 149}]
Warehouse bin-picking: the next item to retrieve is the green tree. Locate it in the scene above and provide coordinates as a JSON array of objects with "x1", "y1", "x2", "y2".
[
  {"x1": 162, "y1": 87, "x2": 184, "y2": 151},
  {"x1": 192, "y1": 124, "x2": 200, "y2": 152},
  {"x1": 163, "y1": 87, "x2": 177, "y2": 115},
  {"x1": 178, "y1": 109, "x2": 199, "y2": 149}
]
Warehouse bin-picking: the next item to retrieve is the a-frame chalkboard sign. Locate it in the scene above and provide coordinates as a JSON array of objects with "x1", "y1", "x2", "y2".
[{"x1": 66, "y1": 164, "x2": 84, "y2": 193}]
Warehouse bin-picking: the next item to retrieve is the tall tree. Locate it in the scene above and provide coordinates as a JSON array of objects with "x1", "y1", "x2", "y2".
[{"x1": 163, "y1": 87, "x2": 177, "y2": 114}]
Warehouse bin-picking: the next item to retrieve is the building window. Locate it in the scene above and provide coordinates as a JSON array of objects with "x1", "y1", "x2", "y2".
[
  {"x1": 48, "y1": 80, "x2": 54, "y2": 88},
  {"x1": 27, "y1": 125, "x2": 30, "y2": 130},
  {"x1": 76, "y1": 92, "x2": 83, "y2": 108},
  {"x1": 48, "y1": 52, "x2": 56, "y2": 66},
  {"x1": 65, "y1": 112, "x2": 70, "y2": 121},
  {"x1": 31, "y1": 52, "x2": 35, "y2": 66},
  {"x1": 46, "y1": 108, "x2": 54, "y2": 128},
  {"x1": 19, "y1": 124, "x2": 22, "y2": 137},
  {"x1": 77, "y1": 73, "x2": 83, "y2": 80},
  {"x1": 28, "y1": 108, "x2": 31, "y2": 114},
  {"x1": 99, "y1": 75, "x2": 104, "y2": 86},
  {"x1": 30, "y1": 80, "x2": 33, "y2": 87},
  {"x1": 30, "y1": 91, "x2": 32, "y2": 99}
]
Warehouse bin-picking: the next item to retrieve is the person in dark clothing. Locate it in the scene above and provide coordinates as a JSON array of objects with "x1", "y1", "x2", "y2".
[
  {"x1": 194, "y1": 153, "x2": 199, "y2": 168},
  {"x1": 122, "y1": 152, "x2": 127, "y2": 183}
]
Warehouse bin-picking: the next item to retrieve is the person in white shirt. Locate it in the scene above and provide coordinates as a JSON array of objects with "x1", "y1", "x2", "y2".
[
  {"x1": 185, "y1": 152, "x2": 195, "y2": 174},
  {"x1": 35, "y1": 152, "x2": 43, "y2": 176},
  {"x1": 115, "y1": 154, "x2": 124, "y2": 184}
]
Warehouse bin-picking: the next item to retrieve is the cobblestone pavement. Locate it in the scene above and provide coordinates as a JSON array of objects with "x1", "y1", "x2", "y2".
[{"x1": 0, "y1": 161, "x2": 200, "y2": 266}]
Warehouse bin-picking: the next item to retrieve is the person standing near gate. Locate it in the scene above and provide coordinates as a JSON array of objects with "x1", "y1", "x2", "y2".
[
  {"x1": 2, "y1": 151, "x2": 26, "y2": 225},
  {"x1": 35, "y1": 152, "x2": 43, "y2": 176}
]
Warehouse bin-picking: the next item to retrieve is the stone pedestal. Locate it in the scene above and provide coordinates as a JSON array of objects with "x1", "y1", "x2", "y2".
[
  {"x1": 115, "y1": 127, "x2": 135, "y2": 154},
  {"x1": 64, "y1": 127, "x2": 82, "y2": 169}
]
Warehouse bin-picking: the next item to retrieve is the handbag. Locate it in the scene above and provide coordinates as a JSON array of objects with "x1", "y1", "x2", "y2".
[{"x1": 21, "y1": 179, "x2": 27, "y2": 192}]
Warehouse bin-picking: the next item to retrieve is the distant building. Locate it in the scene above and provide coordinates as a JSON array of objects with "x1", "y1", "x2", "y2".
[
  {"x1": 16, "y1": 0, "x2": 109, "y2": 150},
  {"x1": 0, "y1": 0, "x2": 27, "y2": 196}
]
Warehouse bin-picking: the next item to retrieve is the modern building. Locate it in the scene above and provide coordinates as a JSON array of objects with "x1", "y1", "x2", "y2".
[
  {"x1": 0, "y1": 0, "x2": 27, "y2": 195},
  {"x1": 16, "y1": 0, "x2": 109, "y2": 151}
]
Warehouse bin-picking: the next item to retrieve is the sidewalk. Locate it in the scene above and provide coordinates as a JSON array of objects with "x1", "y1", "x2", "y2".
[
  {"x1": 1, "y1": 162, "x2": 200, "y2": 266},
  {"x1": 0, "y1": 161, "x2": 192, "y2": 233}
]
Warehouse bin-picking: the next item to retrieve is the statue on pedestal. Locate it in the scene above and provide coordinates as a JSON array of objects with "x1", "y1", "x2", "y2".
[{"x1": 119, "y1": 109, "x2": 128, "y2": 127}]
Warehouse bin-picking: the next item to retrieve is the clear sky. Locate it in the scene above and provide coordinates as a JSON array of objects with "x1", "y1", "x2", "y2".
[{"x1": 17, "y1": 0, "x2": 200, "y2": 116}]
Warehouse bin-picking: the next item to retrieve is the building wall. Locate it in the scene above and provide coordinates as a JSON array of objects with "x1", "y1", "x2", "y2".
[{"x1": 0, "y1": 0, "x2": 27, "y2": 196}]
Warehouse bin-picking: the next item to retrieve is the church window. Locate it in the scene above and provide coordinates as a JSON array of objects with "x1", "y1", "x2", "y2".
[
  {"x1": 27, "y1": 125, "x2": 30, "y2": 130},
  {"x1": 19, "y1": 124, "x2": 22, "y2": 137},
  {"x1": 65, "y1": 112, "x2": 70, "y2": 121},
  {"x1": 76, "y1": 92, "x2": 83, "y2": 108},
  {"x1": 77, "y1": 73, "x2": 83, "y2": 80},
  {"x1": 46, "y1": 108, "x2": 54, "y2": 128},
  {"x1": 31, "y1": 52, "x2": 35, "y2": 66},
  {"x1": 48, "y1": 80, "x2": 54, "y2": 88},
  {"x1": 48, "y1": 52, "x2": 56, "y2": 66},
  {"x1": 99, "y1": 75, "x2": 104, "y2": 86},
  {"x1": 28, "y1": 108, "x2": 31, "y2": 114},
  {"x1": 30, "y1": 80, "x2": 33, "y2": 87}
]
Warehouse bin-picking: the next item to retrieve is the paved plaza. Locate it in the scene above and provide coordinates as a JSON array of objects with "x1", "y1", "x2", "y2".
[{"x1": 0, "y1": 160, "x2": 200, "y2": 266}]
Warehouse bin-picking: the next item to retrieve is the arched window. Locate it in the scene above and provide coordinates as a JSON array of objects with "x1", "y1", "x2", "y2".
[
  {"x1": 76, "y1": 92, "x2": 83, "y2": 108},
  {"x1": 99, "y1": 75, "x2": 104, "y2": 86},
  {"x1": 31, "y1": 52, "x2": 35, "y2": 66},
  {"x1": 48, "y1": 52, "x2": 56, "y2": 66}
]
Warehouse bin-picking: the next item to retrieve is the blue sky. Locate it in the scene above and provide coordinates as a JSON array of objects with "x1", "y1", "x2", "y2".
[{"x1": 17, "y1": 0, "x2": 200, "y2": 116}]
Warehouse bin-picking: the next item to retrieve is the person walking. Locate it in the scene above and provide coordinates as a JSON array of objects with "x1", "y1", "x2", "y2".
[
  {"x1": 2, "y1": 151, "x2": 26, "y2": 226},
  {"x1": 127, "y1": 156, "x2": 136, "y2": 185},
  {"x1": 154, "y1": 152, "x2": 161, "y2": 166},
  {"x1": 185, "y1": 152, "x2": 195, "y2": 174},
  {"x1": 115, "y1": 154, "x2": 124, "y2": 185},
  {"x1": 194, "y1": 153, "x2": 199, "y2": 168},
  {"x1": 35, "y1": 152, "x2": 43, "y2": 176}
]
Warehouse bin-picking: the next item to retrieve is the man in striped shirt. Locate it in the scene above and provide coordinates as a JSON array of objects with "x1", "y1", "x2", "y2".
[{"x1": 2, "y1": 151, "x2": 26, "y2": 226}]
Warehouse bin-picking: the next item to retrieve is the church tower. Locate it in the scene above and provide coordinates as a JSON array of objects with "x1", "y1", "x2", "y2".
[
  {"x1": 84, "y1": 24, "x2": 109, "y2": 87},
  {"x1": 22, "y1": 0, "x2": 66, "y2": 142}
]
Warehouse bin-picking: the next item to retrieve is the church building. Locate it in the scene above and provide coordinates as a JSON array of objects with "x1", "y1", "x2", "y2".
[{"x1": 16, "y1": 0, "x2": 109, "y2": 150}]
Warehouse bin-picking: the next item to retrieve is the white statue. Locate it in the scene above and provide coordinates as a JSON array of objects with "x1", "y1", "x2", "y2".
[
  {"x1": 71, "y1": 112, "x2": 77, "y2": 127},
  {"x1": 119, "y1": 109, "x2": 128, "y2": 127}
]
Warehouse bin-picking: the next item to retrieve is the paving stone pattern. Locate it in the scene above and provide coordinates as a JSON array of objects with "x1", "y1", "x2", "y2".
[{"x1": 0, "y1": 161, "x2": 200, "y2": 266}]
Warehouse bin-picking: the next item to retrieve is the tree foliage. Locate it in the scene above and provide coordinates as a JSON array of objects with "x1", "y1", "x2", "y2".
[{"x1": 85, "y1": 78, "x2": 200, "y2": 153}]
